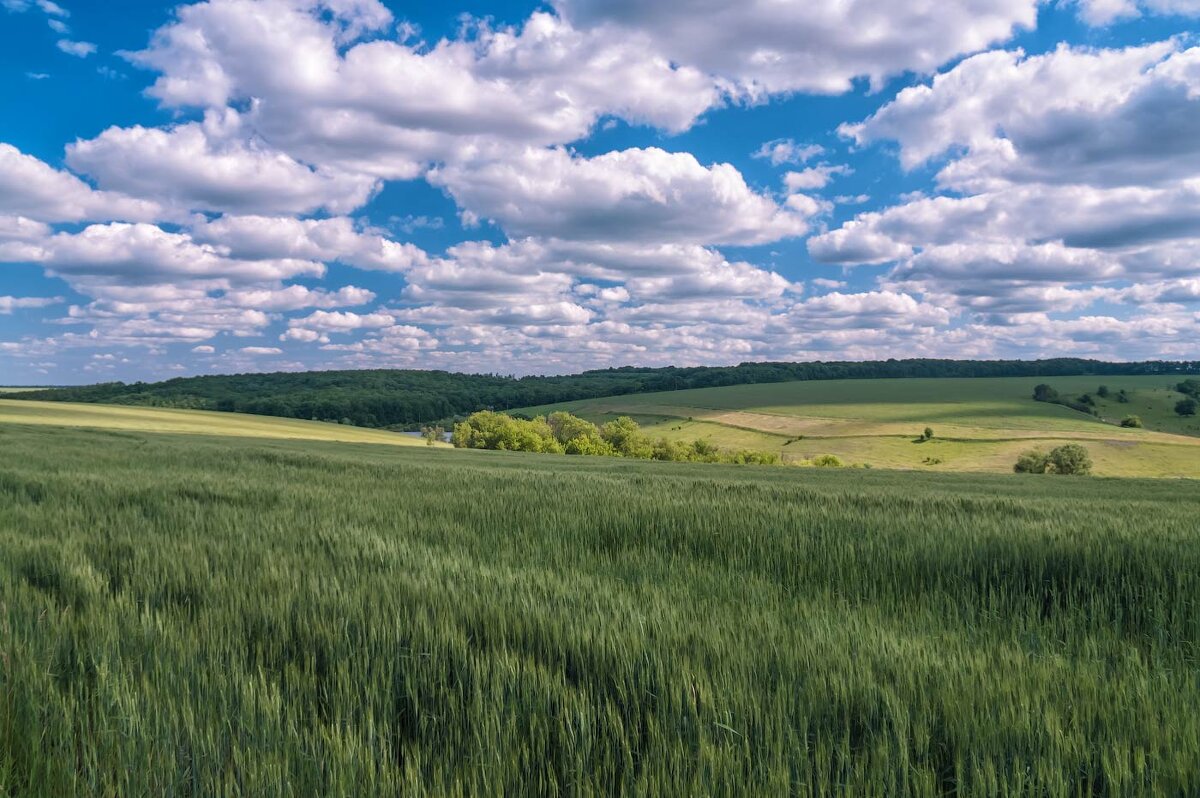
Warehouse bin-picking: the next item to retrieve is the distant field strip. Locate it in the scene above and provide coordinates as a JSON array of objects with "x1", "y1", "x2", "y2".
[
  {"x1": 0, "y1": 399, "x2": 431, "y2": 446},
  {"x1": 517, "y1": 376, "x2": 1200, "y2": 477}
]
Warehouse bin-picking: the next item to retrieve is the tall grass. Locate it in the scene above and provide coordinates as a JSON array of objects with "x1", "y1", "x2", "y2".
[{"x1": 1, "y1": 423, "x2": 1198, "y2": 796}]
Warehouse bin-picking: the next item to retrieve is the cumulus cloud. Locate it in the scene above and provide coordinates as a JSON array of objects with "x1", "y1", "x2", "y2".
[
  {"x1": 68, "y1": 113, "x2": 380, "y2": 215},
  {"x1": 813, "y1": 40, "x2": 1200, "y2": 322},
  {"x1": 553, "y1": 0, "x2": 1039, "y2": 96},
  {"x1": 125, "y1": 2, "x2": 719, "y2": 178},
  {"x1": 0, "y1": 143, "x2": 161, "y2": 223},
  {"x1": 431, "y1": 147, "x2": 814, "y2": 246}
]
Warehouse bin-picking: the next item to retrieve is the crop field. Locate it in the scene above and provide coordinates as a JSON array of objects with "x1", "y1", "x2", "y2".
[
  {"x1": 1, "y1": 419, "x2": 1198, "y2": 795},
  {"x1": 0, "y1": 399, "x2": 432, "y2": 447},
  {"x1": 517, "y1": 376, "x2": 1200, "y2": 477}
]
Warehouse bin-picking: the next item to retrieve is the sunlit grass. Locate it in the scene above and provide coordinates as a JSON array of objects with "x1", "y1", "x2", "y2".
[
  {"x1": 0, "y1": 399, "x2": 435, "y2": 446},
  {"x1": 517, "y1": 376, "x2": 1200, "y2": 477}
]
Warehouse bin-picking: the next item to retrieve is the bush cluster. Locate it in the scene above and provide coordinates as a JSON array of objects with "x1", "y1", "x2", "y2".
[
  {"x1": 1014, "y1": 444, "x2": 1093, "y2": 476},
  {"x1": 452, "y1": 411, "x2": 781, "y2": 465}
]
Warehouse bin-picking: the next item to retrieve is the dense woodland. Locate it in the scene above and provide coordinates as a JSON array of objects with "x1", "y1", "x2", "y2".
[{"x1": 14, "y1": 358, "x2": 1200, "y2": 429}]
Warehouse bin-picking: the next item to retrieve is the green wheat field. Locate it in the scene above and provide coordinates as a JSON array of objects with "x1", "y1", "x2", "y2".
[{"x1": 2, "y1": 408, "x2": 1198, "y2": 795}]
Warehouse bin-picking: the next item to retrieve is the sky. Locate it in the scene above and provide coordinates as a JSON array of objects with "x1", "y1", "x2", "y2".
[{"x1": 0, "y1": 0, "x2": 1198, "y2": 383}]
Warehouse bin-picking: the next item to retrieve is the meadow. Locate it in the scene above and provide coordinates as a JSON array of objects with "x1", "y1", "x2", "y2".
[
  {"x1": 2, "y1": 417, "x2": 1198, "y2": 795},
  {"x1": 517, "y1": 375, "x2": 1200, "y2": 477}
]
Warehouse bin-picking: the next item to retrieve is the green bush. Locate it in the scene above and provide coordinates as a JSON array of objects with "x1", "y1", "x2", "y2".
[
  {"x1": 1120, "y1": 415, "x2": 1143, "y2": 428},
  {"x1": 1048, "y1": 444, "x2": 1093, "y2": 475},
  {"x1": 1014, "y1": 450, "x2": 1050, "y2": 474},
  {"x1": 807, "y1": 454, "x2": 845, "y2": 468},
  {"x1": 923, "y1": 427, "x2": 934, "y2": 440},
  {"x1": 1176, "y1": 398, "x2": 1197, "y2": 417}
]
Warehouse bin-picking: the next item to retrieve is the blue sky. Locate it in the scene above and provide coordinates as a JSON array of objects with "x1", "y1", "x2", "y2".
[{"x1": 1, "y1": 0, "x2": 1198, "y2": 383}]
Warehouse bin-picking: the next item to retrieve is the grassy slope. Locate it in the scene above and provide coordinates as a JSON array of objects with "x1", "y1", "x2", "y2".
[
  {"x1": 0, "y1": 399, "x2": 434, "y2": 447},
  {"x1": 1, "y1": 422, "x2": 1198, "y2": 795},
  {"x1": 516, "y1": 375, "x2": 1200, "y2": 477}
]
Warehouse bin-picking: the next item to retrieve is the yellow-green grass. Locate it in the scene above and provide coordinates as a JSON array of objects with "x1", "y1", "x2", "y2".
[
  {"x1": 0, "y1": 387, "x2": 48, "y2": 394},
  {"x1": 516, "y1": 376, "x2": 1200, "y2": 477},
  {"x1": 0, "y1": 399, "x2": 436, "y2": 447}
]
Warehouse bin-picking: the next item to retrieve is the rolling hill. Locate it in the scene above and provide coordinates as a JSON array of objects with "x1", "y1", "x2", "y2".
[
  {"x1": 515, "y1": 375, "x2": 1200, "y2": 478},
  {"x1": 0, "y1": 399, "x2": 433, "y2": 447}
]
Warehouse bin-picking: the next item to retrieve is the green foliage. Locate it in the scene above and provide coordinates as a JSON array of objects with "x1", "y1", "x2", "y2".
[
  {"x1": 1120, "y1": 415, "x2": 1143, "y2": 428},
  {"x1": 15, "y1": 359, "x2": 1200, "y2": 429},
  {"x1": 1176, "y1": 398, "x2": 1197, "y2": 417},
  {"x1": 923, "y1": 426, "x2": 934, "y2": 440},
  {"x1": 1014, "y1": 450, "x2": 1051, "y2": 474},
  {"x1": 454, "y1": 412, "x2": 777, "y2": 465},
  {"x1": 452, "y1": 411, "x2": 562, "y2": 453},
  {"x1": 1015, "y1": 445, "x2": 1093, "y2": 475},
  {"x1": 4, "y1": 426, "x2": 1199, "y2": 793},
  {"x1": 1097, "y1": 385, "x2": 1110, "y2": 398},
  {"x1": 420, "y1": 425, "x2": 445, "y2": 445},
  {"x1": 1033, "y1": 384, "x2": 1059, "y2": 402},
  {"x1": 1048, "y1": 444, "x2": 1093, "y2": 475},
  {"x1": 804, "y1": 454, "x2": 846, "y2": 468},
  {"x1": 1177, "y1": 378, "x2": 1200, "y2": 398}
]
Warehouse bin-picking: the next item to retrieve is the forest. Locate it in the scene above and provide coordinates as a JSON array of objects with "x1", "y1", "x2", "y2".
[{"x1": 13, "y1": 358, "x2": 1200, "y2": 429}]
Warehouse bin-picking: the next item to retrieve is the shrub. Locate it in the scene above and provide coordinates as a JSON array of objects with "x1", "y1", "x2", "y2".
[
  {"x1": 420, "y1": 425, "x2": 445, "y2": 445},
  {"x1": 1176, "y1": 379, "x2": 1200, "y2": 398},
  {"x1": 1014, "y1": 450, "x2": 1050, "y2": 474},
  {"x1": 808, "y1": 454, "x2": 845, "y2": 468},
  {"x1": 1048, "y1": 444, "x2": 1092, "y2": 476},
  {"x1": 1176, "y1": 398, "x2": 1197, "y2": 417},
  {"x1": 923, "y1": 427, "x2": 934, "y2": 441},
  {"x1": 1120, "y1": 415, "x2": 1143, "y2": 428},
  {"x1": 1097, "y1": 385, "x2": 1110, "y2": 398},
  {"x1": 1033, "y1": 384, "x2": 1059, "y2": 402}
]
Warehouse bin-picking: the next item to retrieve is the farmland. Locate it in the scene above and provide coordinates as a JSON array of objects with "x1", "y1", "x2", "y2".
[
  {"x1": 2, "y1": 414, "x2": 1199, "y2": 795},
  {"x1": 0, "y1": 399, "x2": 432, "y2": 447},
  {"x1": 517, "y1": 375, "x2": 1200, "y2": 477}
]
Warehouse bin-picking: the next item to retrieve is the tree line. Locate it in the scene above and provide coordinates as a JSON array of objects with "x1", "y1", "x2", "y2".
[{"x1": 14, "y1": 358, "x2": 1200, "y2": 429}]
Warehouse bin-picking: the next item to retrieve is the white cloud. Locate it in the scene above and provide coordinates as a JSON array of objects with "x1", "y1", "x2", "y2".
[
  {"x1": 814, "y1": 40, "x2": 1200, "y2": 323},
  {"x1": 553, "y1": 0, "x2": 1039, "y2": 96},
  {"x1": 784, "y1": 165, "x2": 851, "y2": 192},
  {"x1": 191, "y1": 345, "x2": 215, "y2": 353},
  {"x1": 752, "y1": 139, "x2": 824, "y2": 166},
  {"x1": 126, "y1": 2, "x2": 719, "y2": 178},
  {"x1": 239, "y1": 346, "x2": 282, "y2": 355},
  {"x1": 68, "y1": 113, "x2": 380, "y2": 215},
  {"x1": 192, "y1": 215, "x2": 426, "y2": 272},
  {"x1": 0, "y1": 143, "x2": 161, "y2": 223},
  {"x1": 0, "y1": 295, "x2": 61, "y2": 314},
  {"x1": 1074, "y1": 0, "x2": 1200, "y2": 25},
  {"x1": 431, "y1": 147, "x2": 813, "y2": 246},
  {"x1": 56, "y1": 39, "x2": 96, "y2": 57}
]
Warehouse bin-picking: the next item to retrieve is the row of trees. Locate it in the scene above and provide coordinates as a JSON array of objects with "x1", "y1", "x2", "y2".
[
  {"x1": 451, "y1": 411, "x2": 782, "y2": 465},
  {"x1": 18, "y1": 359, "x2": 1200, "y2": 429}
]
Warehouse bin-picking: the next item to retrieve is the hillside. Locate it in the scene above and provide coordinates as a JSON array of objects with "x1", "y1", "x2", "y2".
[
  {"x1": 12, "y1": 359, "x2": 1200, "y2": 429},
  {"x1": 515, "y1": 375, "x2": 1200, "y2": 478},
  {"x1": 0, "y1": 399, "x2": 432, "y2": 447}
]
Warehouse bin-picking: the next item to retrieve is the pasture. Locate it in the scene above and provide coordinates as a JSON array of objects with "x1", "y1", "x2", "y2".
[
  {"x1": 517, "y1": 376, "x2": 1200, "y2": 477},
  {"x1": 1, "y1": 419, "x2": 1198, "y2": 795}
]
